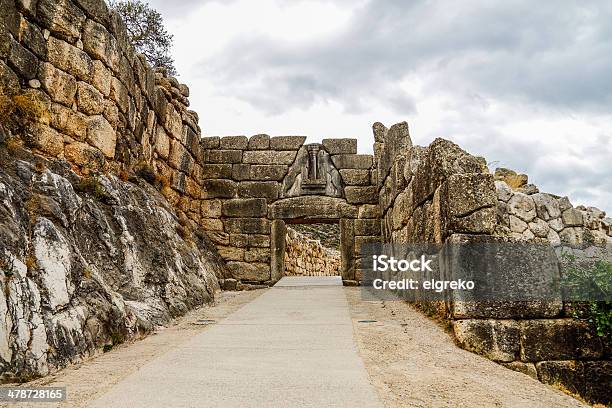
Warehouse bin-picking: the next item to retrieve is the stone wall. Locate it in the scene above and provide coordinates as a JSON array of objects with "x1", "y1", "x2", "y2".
[
  {"x1": 0, "y1": 0, "x2": 205, "y2": 232},
  {"x1": 199, "y1": 136, "x2": 380, "y2": 284},
  {"x1": 284, "y1": 227, "x2": 340, "y2": 277},
  {"x1": 494, "y1": 169, "x2": 612, "y2": 248},
  {"x1": 374, "y1": 121, "x2": 610, "y2": 405}
]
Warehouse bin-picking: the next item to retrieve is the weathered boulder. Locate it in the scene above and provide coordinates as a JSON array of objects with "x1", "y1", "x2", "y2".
[{"x1": 453, "y1": 319, "x2": 520, "y2": 362}]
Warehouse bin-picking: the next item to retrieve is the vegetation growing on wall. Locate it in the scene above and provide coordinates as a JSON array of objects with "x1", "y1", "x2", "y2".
[{"x1": 561, "y1": 253, "x2": 612, "y2": 346}]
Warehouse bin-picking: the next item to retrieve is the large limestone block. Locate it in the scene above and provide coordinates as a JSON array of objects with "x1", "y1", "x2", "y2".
[
  {"x1": 494, "y1": 168, "x2": 528, "y2": 189},
  {"x1": 222, "y1": 198, "x2": 267, "y2": 217},
  {"x1": 237, "y1": 181, "x2": 280, "y2": 201},
  {"x1": 528, "y1": 218, "x2": 550, "y2": 238},
  {"x1": 27, "y1": 123, "x2": 63, "y2": 156},
  {"x1": 250, "y1": 165, "x2": 287, "y2": 181},
  {"x1": 50, "y1": 103, "x2": 87, "y2": 140},
  {"x1": 446, "y1": 234, "x2": 563, "y2": 319},
  {"x1": 109, "y1": 76, "x2": 129, "y2": 114},
  {"x1": 508, "y1": 192, "x2": 536, "y2": 222},
  {"x1": 154, "y1": 125, "x2": 170, "y2": 159},
  {"x1": 91, "y1": 60, "x2": 112, "y2": 97},
  {"x1": 200, "y1": 200, "x2": 222, "y2": 218},
  {"x1": 269, "y1": 196, "x2": 358, "y2": 220},
  {"x1": 562, "y1": 208, "x2": 584, "y2": 227},
  {"x1": 0, "y1": 60, "x2": 19, "y2": 94},
  {"x1": 168, "y1": 139, "x2": 192, "y2": 172},
  {"x1": 220, "y1": 135, "x2": 248, "y2": 150},
  {"x1": 85, "y1": 115, "x2": 116, "y2": 158},
  {"x1": 64, "y1": 142, "x2": 105, "y2": 170},
  {"x1": 200, "y1": 218, "x2": 223, "y2": 231},
  {"x1": 227, "y1": 261, "x2": 270, "y2": 281},
  {"x1": 444, "y1": 173, "x2": 496, "y2": 218},
  {"x1": 248, "y1": 134, "x2": 270, "y2": 150},
  {"x1": 244, "y1": 248, "x2": 270, "y2": 263},
  {"x1": 202, "y1": 164, "x2": 232, "y2": 179},
  {"x1": 74, "y1": 0, "x2": 111, "y2": 26},
  {"x1": 354, "y1": 219, "x2": 380, "y2": 236},
  {"x1": 37, "y1": 0, "x2": 85, "y2": 42},
  {"x1": 8, "y1": 39, "x2": 38, "y2": 80},
  {"x1": 531, "y1": 193, "x2": 562, "y2": 220},
  {"x1": 216, "y1": 246, "x2": 245, "y2": 261},
  {"x1": 520, "y1": 319, "x2": 602, "y2": 361},
  {"x1": 38, "y1": 62, "x2": 77, "y2": 106},
  {"x1": 231, "y1": 164, "x2": 250, "y2": 181},
  {"x1": 453, "y1": 319, "x2": 520, "y2": 362},
  {"x1": 331, "y1": 154, "x2": 373, "y2": 169},
  {"x1": 358, "y1": 204, "x2": 381, "y2": 219},
  {"x1": 495, "y1": 180, "x2": 513, "y2": 202},
  {"x1": 224, "y1": 218, "x2": 271, "y2": 234},
  {"x1": 249, "y1": 234, "x2": 270, "y2": 248},
  {"x1": 345, "y1": 186, "x2": 378, "y2": 204},
  {"x1": 536, "y1": 361, "x2": 585, "y2": 398},
  {"x1": 201, "y1": 136, "x2": 220, "y2": 149},
  {"x1": 204, "y1": 149, "x2": 243, "y2": 164},
  {"x1": 322, "y1": 138, "x2": 357, "y2": 155},
  {"x1": 47, "y1": 36, "x2": 92, "y2": 82},
  {"x1": 202, "y1": 179, "x2": 237, "y2": 199},
  {"x1": 82, "y1": 19, "x2": 118, "y2": 67},
  {"x1": 339, "y1": 169, "x2": 370, "y2": 186},
  {"x1": 509, "y1": 215, "x2": 528, "y2": 233},
  {"x1": 243, "y1": 150, "x2": 297, "y2": 165},
  {"x1": 76, "y1": 81, "x2": 104, "y2": 115},
  {"x1": 269, "y1": 136, "x2": 306, "y2": 150}
]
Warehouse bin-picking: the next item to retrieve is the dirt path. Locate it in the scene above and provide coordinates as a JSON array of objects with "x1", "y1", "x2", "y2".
[
  {"x1": 0, "y1": 290, "x2": 264, "y2": 408},
  {"x1": 345, "y1": 287, "x2": 587, "y2": 408}
]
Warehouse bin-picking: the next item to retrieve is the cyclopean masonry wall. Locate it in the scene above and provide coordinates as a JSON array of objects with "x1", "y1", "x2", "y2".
[
  {"x1": 375, "y1": 121, "x2": 611, "y2": 405},
  {"x1": 198, "y1": 135, "x2": 381, "y2": 289},
  {"x1": 0, "y1": 0, "x2": 205, "y2": 232},
  {"x1": 284, "y1": 226, "x2": 341, "y2": 277}
]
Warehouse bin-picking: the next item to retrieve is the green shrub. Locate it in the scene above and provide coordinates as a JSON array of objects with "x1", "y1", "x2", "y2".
[
  {"x1": 561, "y1": 252, "x2": 611, "y2": 345},
  {"x1": 76, "y1": 177, "x2": 106, "y2": 201}
]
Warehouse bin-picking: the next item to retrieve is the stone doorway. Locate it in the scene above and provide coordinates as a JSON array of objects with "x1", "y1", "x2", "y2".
[{"x1": 268, "y1": 195, "x2": 358, "y2": 282}]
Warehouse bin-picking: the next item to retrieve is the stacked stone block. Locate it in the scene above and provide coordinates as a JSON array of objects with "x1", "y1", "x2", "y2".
[
  {"x1": 494, "y1": 171, "x2": 611, "y2": 248},
  {"x1": 284, "y1": 227, "x2": 340, "y2": 277},
  {"x1": 0, "y1": 0, "x2": 204, "y2": 230}
]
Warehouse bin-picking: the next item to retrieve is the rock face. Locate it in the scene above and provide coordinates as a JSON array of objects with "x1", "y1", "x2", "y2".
[{"x1": 0, "y1": 153, "x2": 222, "y2": 379}]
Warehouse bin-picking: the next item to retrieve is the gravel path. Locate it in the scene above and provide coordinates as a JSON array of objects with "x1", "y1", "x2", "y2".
[{"x1": 345, "y1": 287, "x2": 587, "y2": 408}]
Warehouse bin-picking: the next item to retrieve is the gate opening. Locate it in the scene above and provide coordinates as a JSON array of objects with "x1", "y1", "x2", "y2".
[{"x1": 283, "y1": 223, "x2": 341, "y2": 277}]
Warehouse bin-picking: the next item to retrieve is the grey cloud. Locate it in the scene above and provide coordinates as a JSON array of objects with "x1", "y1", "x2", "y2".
[{"x1": 203, "y1": 0, "x2": 612, "y2": 114}]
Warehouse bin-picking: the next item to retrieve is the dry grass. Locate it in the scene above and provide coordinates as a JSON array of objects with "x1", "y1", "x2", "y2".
[
  {"x1": 0, "y1": 90, "x2": 50, "y2": 125},
  {"x1": 34, "y1": 159, "x2": 47, "y2": 173},
  {"x1": 25, "y1": 254, "x2": 38, "y2": 272},
  {"x1": 118, "y1": 168, "x2": 130, "y2": 181},
  {"x1": 82, "y1": 268, "x2": 93, "y2": 279}
]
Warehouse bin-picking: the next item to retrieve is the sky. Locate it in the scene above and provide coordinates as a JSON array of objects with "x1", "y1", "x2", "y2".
[{"x1": 148, "y1": 0, "x2": 612, "y2": 212}]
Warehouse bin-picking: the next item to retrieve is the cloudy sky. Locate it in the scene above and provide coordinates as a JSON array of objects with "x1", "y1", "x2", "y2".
[{"x1": 148, "y1": 0, "x2": 611, "y2": 211}]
